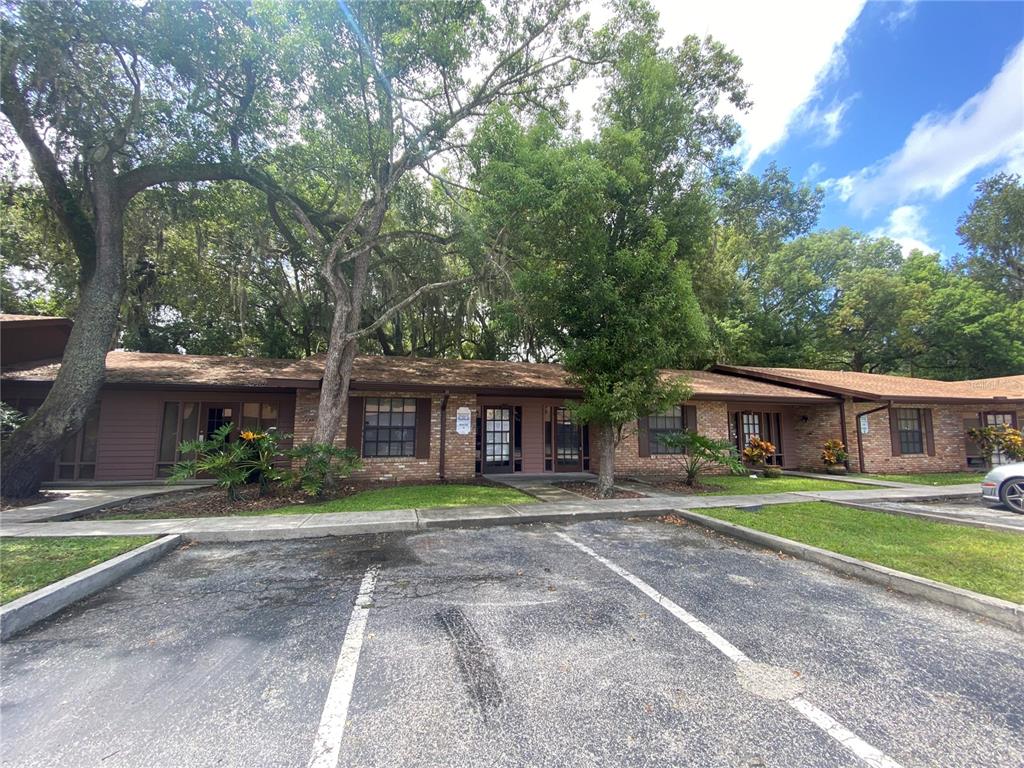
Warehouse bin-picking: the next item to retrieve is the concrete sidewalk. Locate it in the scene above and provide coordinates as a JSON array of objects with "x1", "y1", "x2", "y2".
[
  {"x1": 0, "y1": 483, "x2": 213, "y2": 525},
  {"x1": 0, "y1": 484, "x2": 979, "y2": 542}
]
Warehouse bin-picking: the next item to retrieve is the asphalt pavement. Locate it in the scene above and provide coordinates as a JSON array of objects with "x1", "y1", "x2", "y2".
[{"x1": 2, "y1": 519, "x2": 1021, "y2": 768}]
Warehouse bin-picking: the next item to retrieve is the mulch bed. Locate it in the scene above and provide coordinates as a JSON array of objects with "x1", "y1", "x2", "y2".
[
  {"x1": 554, "y1": 481, "x2": 646, "y2": 500},
  {"x1": 0, "y1": 491, "x2": 69, "y2": 511},
  {"x1": 80, "y1": 477, "x2": 500, "y2": 520}
]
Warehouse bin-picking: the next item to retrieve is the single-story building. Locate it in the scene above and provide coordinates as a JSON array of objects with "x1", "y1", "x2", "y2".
[
  {"x1": 714, "y1": 365, "x2": 1024, "y2": 473},
  {"x1": 2, "y1": 314, "x2": 1022, "y2": 483}
]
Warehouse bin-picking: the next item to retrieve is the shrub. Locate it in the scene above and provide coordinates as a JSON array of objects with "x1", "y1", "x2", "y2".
[
  {"x1": 742, "y1": 436, "x2": 776, "y2": 466},
  {"x1": 968, "y1": 424, "x2": 1024, "y2": 464},
  {"x1": 821, "y1": 439, "x2": 848, "y2": 467},
  {"x1": 287, "y1": 442, "x2": 361, "y2": 497},
  {"x1": 659, "y1": 431, "x2": 744, "y2": 486},
  {"x1": 239, "y1": 429, "x2": 289, "y2": 495},
  {"x1": 168, "y1": 423, "x2": 256, "y2": 499},
  {"x1": 1004, "y1": 429, "x2": 1024, "y2": 461},
  {"x1": 0, "y1": 402, "x2": 25, "y2": 442}
]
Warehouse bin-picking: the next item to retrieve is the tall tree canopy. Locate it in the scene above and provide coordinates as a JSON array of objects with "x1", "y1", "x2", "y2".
[
  {"x1": 955, "y1": 173, "x2": 1024, "y2": 300},
  {"x1": 471, "y1": 1, "x2": 747, "y2": 495},
  {"x1": 1, "y1": 0, "x2": 296, "y2": 496}
]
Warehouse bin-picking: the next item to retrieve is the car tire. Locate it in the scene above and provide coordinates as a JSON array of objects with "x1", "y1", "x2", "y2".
[{"x1": 999, "y1": 478, "x2": 1024, "y2": 514}]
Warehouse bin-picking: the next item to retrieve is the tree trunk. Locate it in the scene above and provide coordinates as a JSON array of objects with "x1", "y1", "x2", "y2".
[
  {"x1": 1, "y1": 168, "x2": 124, "y2": 498},
  {"x1": 595, "y1": 423, "x2": 616, "y2": 499},
  {"x1": 311, "y1": 251, "x2": 371, "y2": 445}
]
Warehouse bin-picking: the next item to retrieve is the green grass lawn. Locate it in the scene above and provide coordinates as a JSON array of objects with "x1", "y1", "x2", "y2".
[
  {"x1": 698, "y1": 475, "x2": 859, "y2": 495},
  {"x1": 860, "y1": 472, "x2": 987, "y2": 486},
  {"x1": 700, "y1": 501, "x2": 1024, "y2": 603},
  {"x1": 251, "y1": 483, "x2": 534, "y2": 516},
  {"x1": 0, "y1": 537, "x2": 156, "y2": 604}
]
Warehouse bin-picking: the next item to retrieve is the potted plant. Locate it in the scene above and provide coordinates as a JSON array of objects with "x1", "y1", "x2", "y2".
[
  {"x1": 821, "y1": 439, "x2": 849, "y2": 475},
  {"x1": 742, "y1": 437, "x2": 781, "y2": 477}
]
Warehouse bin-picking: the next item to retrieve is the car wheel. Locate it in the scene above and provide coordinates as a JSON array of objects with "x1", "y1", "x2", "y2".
[{"x1": 999, "y1": 478, "x2": 1024, "y2": 514}]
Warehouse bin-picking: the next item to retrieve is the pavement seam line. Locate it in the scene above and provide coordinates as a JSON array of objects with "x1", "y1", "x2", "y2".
[
  {"x1": 307, "y1": 563, "x2": 380, "y2": 768},
  {"x1": 554, "y1": 531, "x2": 905, "y2": 768}
]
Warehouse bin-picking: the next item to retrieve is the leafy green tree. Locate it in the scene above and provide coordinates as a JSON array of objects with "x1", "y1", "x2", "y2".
[
  {"x1": 900, "y1": 253, "x2": 1024, "y2": 379},
  {"x1": 257, "y1": 0, "x2": 595, "y2": 447},
  {"x1": 474, "y1": 2, "x2": 746, "y2": 496},
  {"x1": 956, "y1": 173, "x2": 1024, "y2": 299},
  {"x1": 1, "y1": 0, "x2": 295, "y2": 496}
]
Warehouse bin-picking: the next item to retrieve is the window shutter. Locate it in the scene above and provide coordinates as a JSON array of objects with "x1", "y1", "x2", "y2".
[
  {"x1": 637, "y1": 416, "x2": 650, "y2": 458},
  {"x1": 415, "y1": 398, "x2": 432, "y2": 459},
  {"x1": 346, "y1": 396, "x2": 364, "y2": 452},
  {"x1": 923, "y1": 409, "x2": 936, "y2": 456},
  {"x1": 683, "y1": 405, "x2": 698, "y2": 433},
  {"x1": 888, "y1": 407, "x2": 902, "y2": 457}
]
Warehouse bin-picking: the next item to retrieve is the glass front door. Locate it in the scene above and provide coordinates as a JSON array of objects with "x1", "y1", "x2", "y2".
[
  {"x1": 483, "y1": 407, "x2": 513, "y2": 473},
  {"x1": 986, "y1": 412, "x2": 1016, "y2": 465},
  {"x1": 553, "y1": 407, "x2": 581, "y2": 472}
]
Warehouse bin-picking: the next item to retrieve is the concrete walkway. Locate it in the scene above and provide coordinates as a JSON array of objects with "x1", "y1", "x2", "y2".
[
  {"x1": 782, "y1": 470, "x2": 921, "y2": 488},
  {"x1": 0, "y1": 483, "x2": 212, "y2": 525},
  {"x1": 487, "y1": 472, "x2": 597, "y2": 502},
  {"x1": 0, "y1": 483, "x2": 979, "y2": 542}
]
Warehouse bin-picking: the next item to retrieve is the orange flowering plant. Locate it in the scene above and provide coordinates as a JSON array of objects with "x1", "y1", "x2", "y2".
[
  {"x1": 742, "y1": 436, "x2": 776, "y2": 466},
  {"x1": 821, "y1": 439, "x2": 848, "y2": 466},
  {"x1": 968, "y1": 424, "x2": 1024, "y2": 465}
]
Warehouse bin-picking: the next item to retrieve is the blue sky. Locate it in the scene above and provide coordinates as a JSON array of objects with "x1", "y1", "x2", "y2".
[
  {"x1": 577, "y1": 0, "x2": 1024, "y2": 259},
  {"x1": 758, "y1": 1, "x2": 1024, "y2": 258}
]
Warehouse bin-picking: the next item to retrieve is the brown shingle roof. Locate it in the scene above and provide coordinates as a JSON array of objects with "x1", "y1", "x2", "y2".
[
  {"x1": 0, "y1": 314, "x2": 71, "y2": 325},
  {"x1": 1, "y1": 351, "x2": 323, "y2": 389},
  {"x1": 715, "y1": 365, "x2": 1024, "y2": 403},
  {"x1": 2, "y1": 351, "x2": 833, "y2": 401}
]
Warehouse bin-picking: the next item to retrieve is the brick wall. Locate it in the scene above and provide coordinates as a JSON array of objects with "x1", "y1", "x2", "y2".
[
  {"x1": 844, "y1": 401, "x2": 1024, "y2": 473},
  {"x1": 790, "y1": 404, "x2": 844, "y2": 470},
  {"x1": 597, "y1": 400, "x2": 732, "y2": 476},
  {"x1": 292, "y1": 389, "x2": 478, "y2": 483}
]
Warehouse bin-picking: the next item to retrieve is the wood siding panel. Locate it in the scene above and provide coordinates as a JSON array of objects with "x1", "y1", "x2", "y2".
[{"x1": 93, "y1": 389, "x2": 297, "y2": 481}]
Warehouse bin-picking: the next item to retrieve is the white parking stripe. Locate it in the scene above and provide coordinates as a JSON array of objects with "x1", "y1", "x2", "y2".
[
  {"x1": 307, "y1": 563, "x2": 380, "y2": 768},
  {"x1": 555, "y1": 531, "x2": 905, "y2": 768}
]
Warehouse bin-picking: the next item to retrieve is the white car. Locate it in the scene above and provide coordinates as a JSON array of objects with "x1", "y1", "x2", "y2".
[{"x1": 981, "y1": 463, "x2": 1024, "y2": 513}]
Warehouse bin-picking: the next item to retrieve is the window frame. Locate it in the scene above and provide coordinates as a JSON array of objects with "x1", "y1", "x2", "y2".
[
  {"x1": 648, "y1": 405, "x2": 685, "y2": 455},
  {"x1": 362, "y1": 397, "x2": 418, "y2": 458},
  {"x1": 894, "y1": 408, "x2": 925, "y2": 455}
]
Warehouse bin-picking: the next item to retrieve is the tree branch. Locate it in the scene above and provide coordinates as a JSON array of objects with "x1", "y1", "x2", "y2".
[
  {"x1": 348, "y1": 275, "x2": 472, "y2": 342},
  {"x1": 0, "y1": 51, "x2": 97, "y2": 273}
]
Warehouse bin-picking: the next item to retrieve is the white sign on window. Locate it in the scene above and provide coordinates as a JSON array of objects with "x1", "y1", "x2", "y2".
[
  {"x1": 455, "y1": 407, "x2": 472, "y2": 435},
  {"x1": 859, "y1": 415, "x2": 869, "y2": 434}
]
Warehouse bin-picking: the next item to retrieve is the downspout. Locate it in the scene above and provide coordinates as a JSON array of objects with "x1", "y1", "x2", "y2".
[
  {"x1": 438, "y1": 390, "x2": 450, "y2": 481},
  {"x1": 854, "y1": 401, "x2": 892, "y2": 474},
  {"x1": 839, "y1": 399, "x2": 850, "y2": 471}
]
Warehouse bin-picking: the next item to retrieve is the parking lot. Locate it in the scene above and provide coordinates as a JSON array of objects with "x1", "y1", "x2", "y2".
[{"x1": 2, "y1": 518, "x2": 1022, "y2": 768}]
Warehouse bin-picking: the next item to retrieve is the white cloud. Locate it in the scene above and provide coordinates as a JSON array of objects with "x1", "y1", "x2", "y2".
[
  {"x1": 800, "y1": 95, "x2": 858, "y2": 145},
  {"x1": 871, "y1": 204, "x2": 939, "y2": 256},
  {"x1": 884, "y1": 0, "x2": 918, "y2": 30},
  {"x1": 803, "y1": 161, "x2": 826, "y2": 182},
  {"x1": 840, "y1": 40, "x2": 1024, "y2": 213},
  {"x1": 571, "y1": 0, "x2": 866, "y2": 167}
]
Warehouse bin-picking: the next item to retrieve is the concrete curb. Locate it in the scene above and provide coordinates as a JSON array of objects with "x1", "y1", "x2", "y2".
[
  {"x1": 670, "y1": 508, "x2": 1024, "y2": 633},
  {"x1": 832, "y1": 500, "x2": 1024, "y2": 535},
  {"x1": 0, "y1": 534, "x2": 182, "y2": 640},
  {"x1": 184, "y1": 504, "x2": 682, "y2": 542}
]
